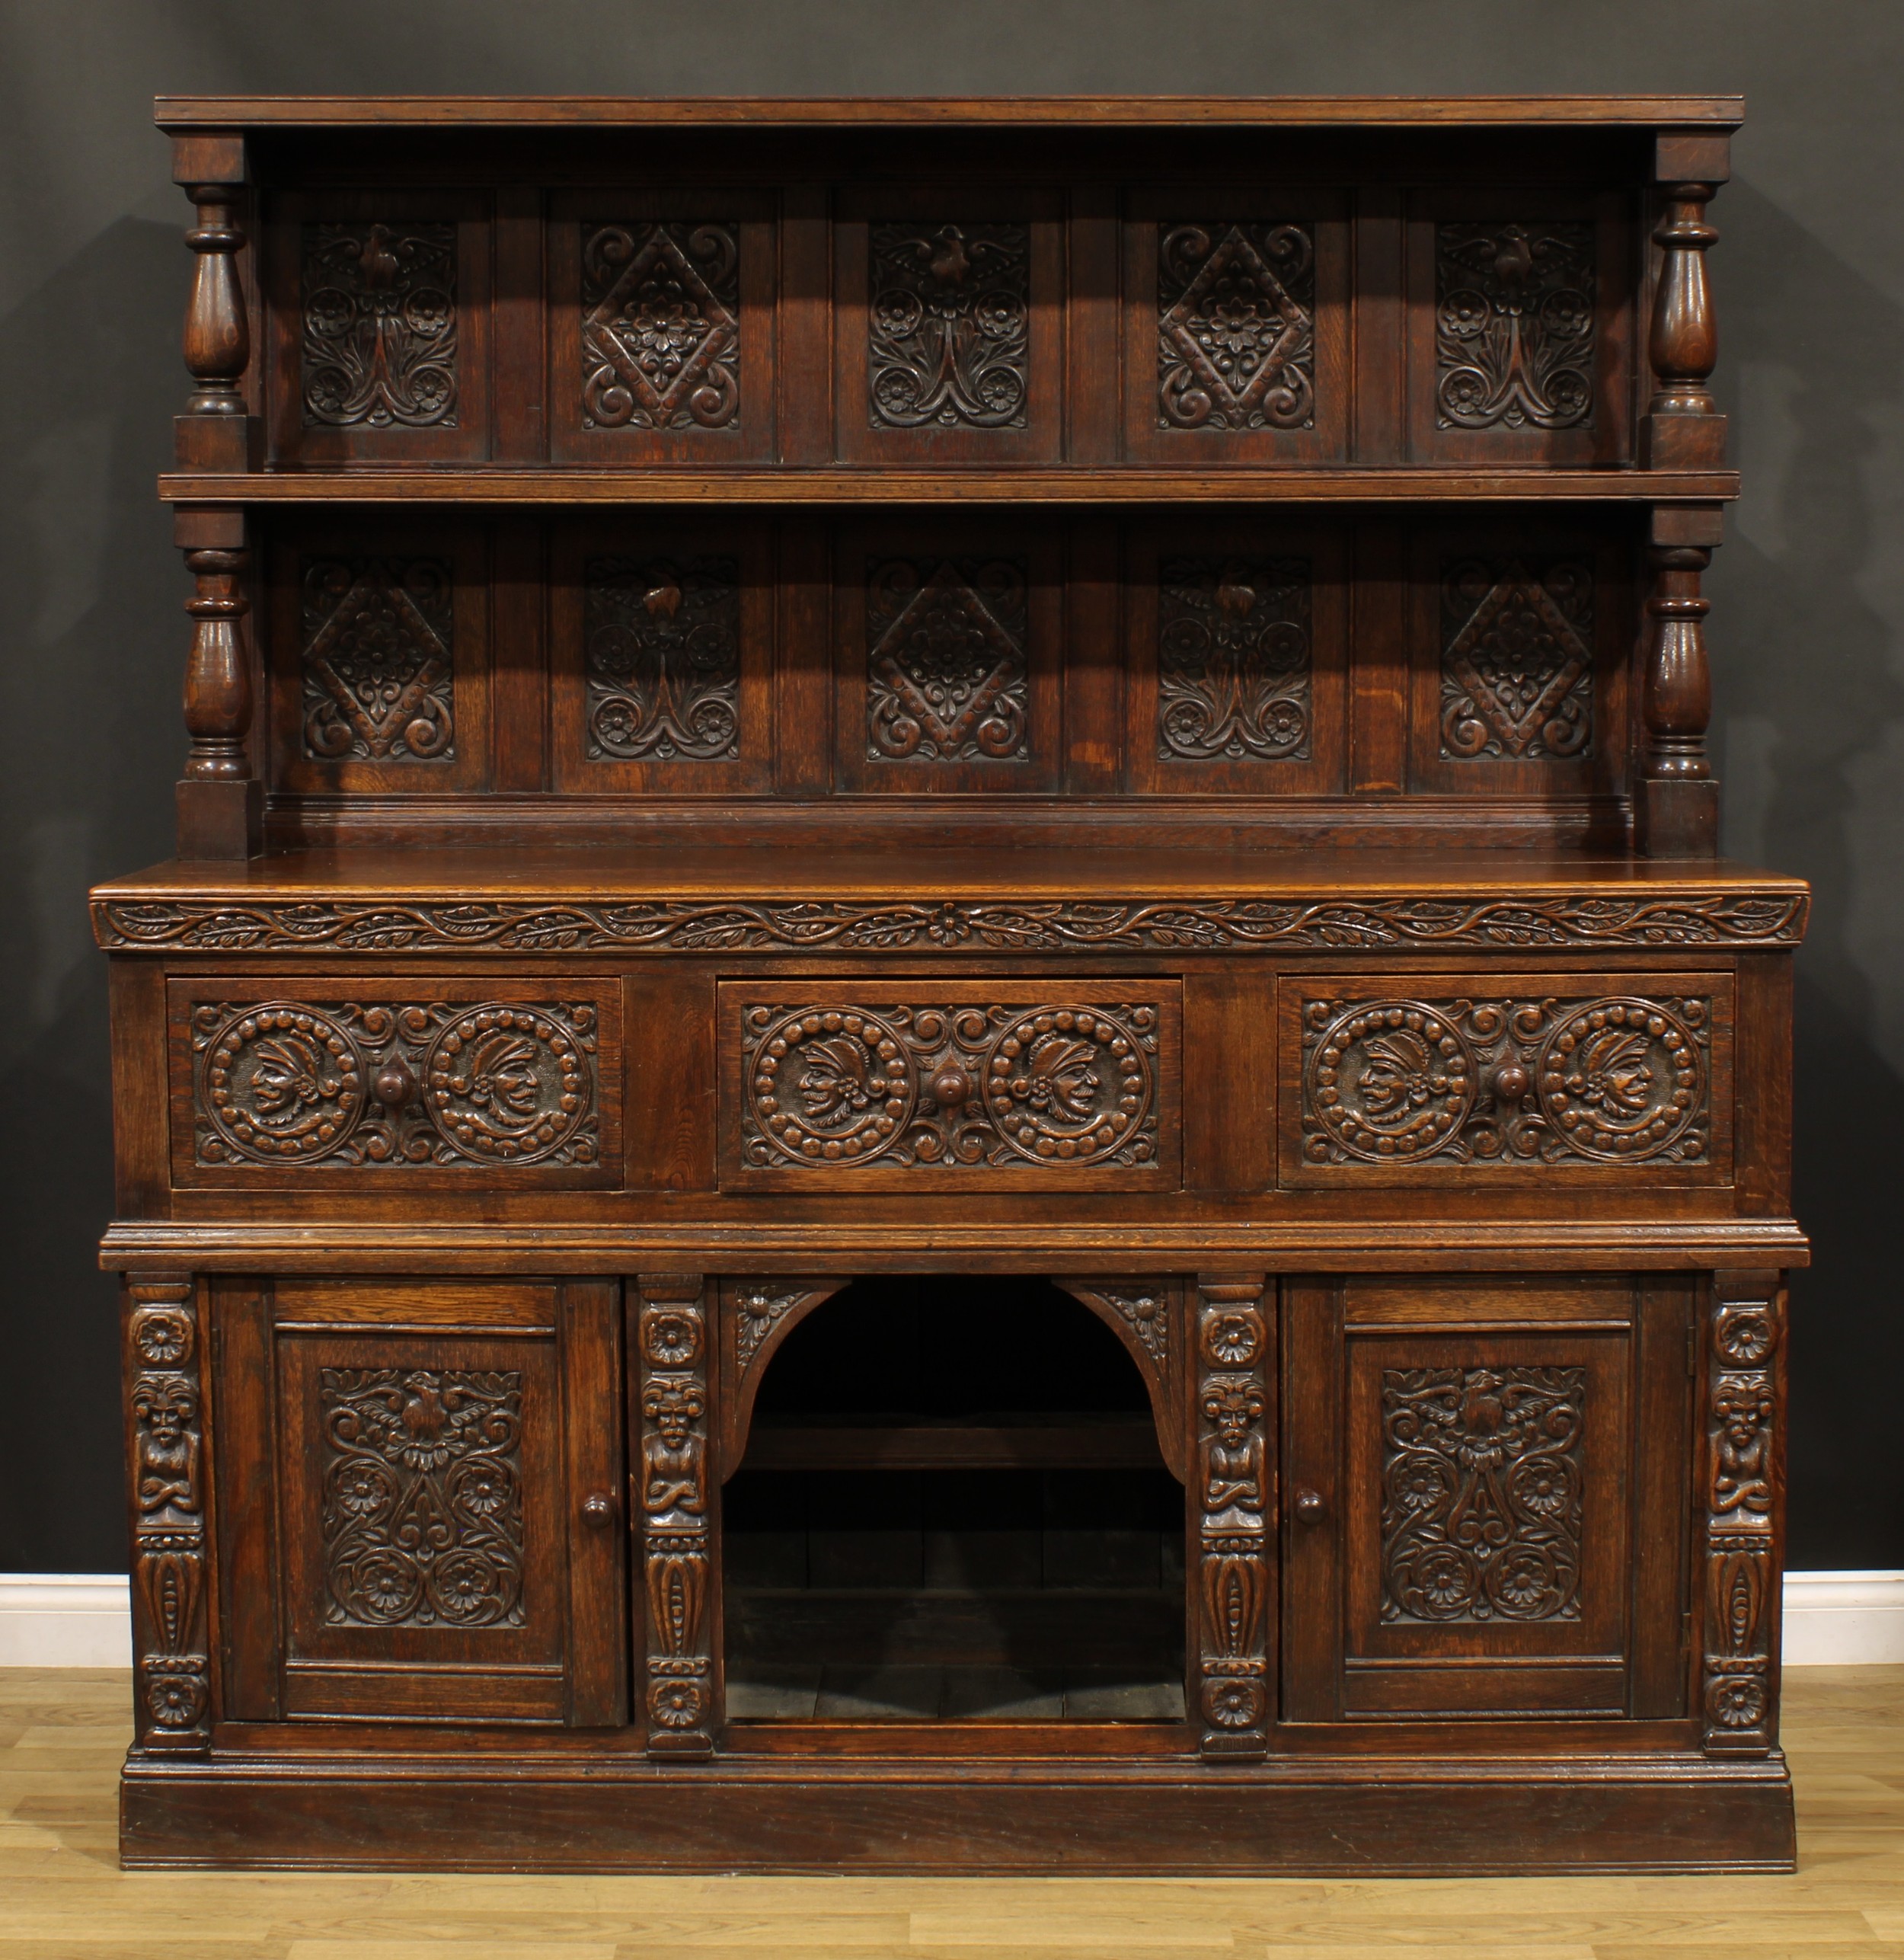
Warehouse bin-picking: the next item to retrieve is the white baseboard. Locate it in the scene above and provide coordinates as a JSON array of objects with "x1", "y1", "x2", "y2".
[{"x1": 1, "y1": 1570, "x2": 1899, "y2": 1671}]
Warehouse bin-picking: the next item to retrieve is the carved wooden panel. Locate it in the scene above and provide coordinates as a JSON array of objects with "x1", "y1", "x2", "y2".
[
  {"x1": 835, "y1": 192, "x2": 1063, "y2": 462},
  {"x1": 582, "y1": 222, "x2": 740, "y2": 433},
  {"x1": 167, "y1": 977, "x2": 621, "y2": 1188},
  {"x1": 269, "y1": 525, "x2": 492, "y2": 795},
  {"x1": 718, "y1": 981, "x2": 1182, "y2": 1189},
  {"x1": 1440, "y1": 555, "x2": 1594, "y2": 761},
  {"x1": 302, "y1": 221, "x2": 459, "y2": 429},
  {"x1": 125, "y1": 1279, "x2": 210, "y2": 1751},
  {"x1": 1280, "y1": 973, "x2": 1733, "y2": 1185}
]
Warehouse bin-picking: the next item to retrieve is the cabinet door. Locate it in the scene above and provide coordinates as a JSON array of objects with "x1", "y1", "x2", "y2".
[
  {"x1": 1283, "y1": 1274, "x2": 1690, "y2": 1722},
  {"x1": 216, "y1": 1277, "x2": 626, "y2": 1726}
]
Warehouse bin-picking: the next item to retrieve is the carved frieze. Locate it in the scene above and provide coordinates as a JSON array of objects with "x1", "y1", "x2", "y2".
[
  {"x1": 301, "y1": 556, "x2": 455, "y2": 763},
  {"x1": 868, "y1": 222, "x2": 1029, "y2": 430},
  {"x1": 740, "y1": 1001, "x2": 1161, "y2": 1173},
  {"x1": 1158, "y1": 222, "x2": 1315, "y2": 431},
  {"x1": 1158, "y1": 556, "x2": 1311, "y2": 760},
  {"x1": 1380, "y1": 1366, "x2": 1585, "y2": 1623},
  {"x1": 125, "y1": 1281, "x2": 210, "y2": 1749},
  {"x1": 1436, "y1": 221, "x2": 1595, "y2": 431},
  {"x1": 583, "y1": 555, "x2": 741, "y2": 760},
  {"x1": 1441, "y1": 556, "x2": 1593, "y2": 761},
  {"x1": 582, "y1": 221, "x2": 740, "y2": 431},
  {"x1": 302, "y1": 221, "x2": 458, "y2": 428},
  {"x1": 319, "y1": 1368, "x2": 525, "y2": 1629},
  {"x1": 1300, "y1": 994, "x2": 1711, "y2": 1169},
  {"x1": 865, "y1": 558, "x2": 1029, "y2": 763},
  {"x1": 96, "y1": 891, "x2": 1810, "y2": 957},
  {"x1": 192, "y1": 999, "x2": 599, "y2": 1169}
]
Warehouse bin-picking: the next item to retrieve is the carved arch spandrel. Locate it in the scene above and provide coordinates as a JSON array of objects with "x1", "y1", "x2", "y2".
[
  {"x1": 716, "y1": 1277, "x2": 849, "y2": 1479},
  {"x1": 1053, "y1": 1277, "x2": 1188, "y2": 1482}
]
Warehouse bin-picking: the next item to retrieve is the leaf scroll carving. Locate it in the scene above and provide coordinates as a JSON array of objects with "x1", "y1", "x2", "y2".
[
  {"x1": 868, "y1": 222, "x2": 1029, "y2": 430},
  {"x1": 865, "y1": 557, "x2": 1029, "y2": 763},
  {"x1": 1441, "y1": 556, "x2": 1593, "y2": 761},
  {"x1": 1436, "y1": 221, "x2": 1594, "y2": 431},
  {"x1": 301, "y1": 557, "x2": 455, "y2": 763},
  {"x1": 1158, "y1": 557, "x2": 1311, "y2": 761},
  {"x1": 302, "y1": 222, "x2": 458, "y2": 428},
  {"x1": 1158, "y1": 222, "x2": 1315, "y2": 431},
  {"x1": 582, "y1": 221, "x2": 740, "y2": 431},
  {"x1": 584, "y1": 554, "x2": 741, "y2": 760}
]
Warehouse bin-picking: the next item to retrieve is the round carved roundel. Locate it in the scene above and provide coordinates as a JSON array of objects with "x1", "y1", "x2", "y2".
[
  {"x1": 749, "y1": 1008, "x2": 918, "y2": 1165},
  {"x1": 1536, "y1": 997, "x2": 1703, "y2": 1161},
  {"x1": 982, "y1": 1006, "x2": 1156, "y2": 1165},
  {"x1": 423, "y1": 1005, "x2": 592, "y2": 1164},
  {"x1": 1305, "y1": 1000, "x2": 1474, "y2": 1163},
  {"x1": 202, "y1": 1004, "x2": 366, "y2": 1161}
]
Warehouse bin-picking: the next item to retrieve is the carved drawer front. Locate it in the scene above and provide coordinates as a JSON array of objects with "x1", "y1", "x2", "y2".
[
  {"x1": 1279, "y1": 970, "x2": 1734, "y2": 1186},
  {"x1": 717, "y1": 981, "x2": 1183, "y2": 1189},
  {"x1": 216, "y1": 1279, "x2": 625, "y2": 1725},
  {"x1": 167, "y1": 977, "x2": 621, "y2": 1188},
  {"x1": 1283, "y1": 1277, "x2": 1693, "y2": 1723}
]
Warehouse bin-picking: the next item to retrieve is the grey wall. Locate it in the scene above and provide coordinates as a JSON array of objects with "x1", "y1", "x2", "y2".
[{"x1": 3, "y1": 0, "x2": 1898, "y2": 1571}]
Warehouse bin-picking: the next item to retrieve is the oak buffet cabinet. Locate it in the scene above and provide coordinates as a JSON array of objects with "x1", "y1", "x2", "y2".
[{"x1": 94, "y1": 93, "x2": 1807, "y2": 1872}]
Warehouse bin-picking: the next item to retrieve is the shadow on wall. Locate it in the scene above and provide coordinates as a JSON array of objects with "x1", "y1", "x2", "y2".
[
  {"x1": 0, "y1": 214, "x2": 182, "y2": 1569},
  {"x1": 1712, "y1": 181, "x2": 1904, "y2": 1567}
]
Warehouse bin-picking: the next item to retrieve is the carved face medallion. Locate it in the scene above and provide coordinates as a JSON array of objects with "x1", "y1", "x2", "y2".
[
  {"x1": 1537, "y1": 999, "x2": 1703, "y2": 1160},
  {"x1": 749, "y1": 1009, "x2": 919, "y2": 1164},
  {"x1": 1306, "y1": 1001, "x2": 1474, "y2": 1162},
  {"x1": 982, "y1": 1008, "x2": 1155, "y2": 1164},
  {"x1": 423, "y1": 1006, "x2": 592, "y2": 1163},
  {"x1": 203, "y1": 1005, "x2": 366, "y2": 1160}
]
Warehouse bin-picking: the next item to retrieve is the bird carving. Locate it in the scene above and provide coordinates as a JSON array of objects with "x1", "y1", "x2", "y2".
[
  {"x1": 1492, "y1": 225, "x2": 1534, "y2": 289},
  {"x1": 928, "y1": 225, "x2": 971, "y2": 286}
]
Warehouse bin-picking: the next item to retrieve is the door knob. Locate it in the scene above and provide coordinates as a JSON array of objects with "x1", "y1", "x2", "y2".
[
  {"x1": 1292, "y1": 1486, "x2": 1327, "y2": 1525},
  {"x1": 581, "y1": 1491, "x2": 616, "y2": 1527}
]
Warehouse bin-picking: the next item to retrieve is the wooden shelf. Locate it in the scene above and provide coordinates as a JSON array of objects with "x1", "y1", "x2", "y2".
[
  {"x1": 159, "y1": 467, "x2": 1739, "y2": 507},
  {"x1": 742, "y1": 1418, "x2": 1164, "y2": 1473}
]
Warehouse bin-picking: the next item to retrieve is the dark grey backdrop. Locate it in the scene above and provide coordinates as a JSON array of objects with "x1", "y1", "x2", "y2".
[{"x1": 4, "y1": 0, "x2": 1898, "y2": 1572}]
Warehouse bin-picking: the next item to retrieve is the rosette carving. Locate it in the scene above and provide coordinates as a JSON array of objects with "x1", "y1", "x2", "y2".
[
  {"x1": 582, "y1": 221, "x2": 739, "y2": 431},
  {"x1": 301, "y1": 556, "x2": 455, "y2": 763},
  {"x1": 1158, "y1": 222, "x2": 1315, "y2": 431},
  {"x1": 866, "y1": 557, "x2": 1029, "y2": 763},
  {"x1": 1440, "y1": 556, "x2": 1593, "y2": 761}
]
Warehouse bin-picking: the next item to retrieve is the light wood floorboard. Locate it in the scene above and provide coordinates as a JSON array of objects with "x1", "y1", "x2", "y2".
[{"x1": 2, "y1": 1666, "x2": 1899, "y2": 1958}]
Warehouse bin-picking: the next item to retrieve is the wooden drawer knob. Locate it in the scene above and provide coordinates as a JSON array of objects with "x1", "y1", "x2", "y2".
[
  {"x1": 1292, "y1": 1487, "x2": 1327, "y2": 1525},
  {"x1": 581, "y1": 1492, "x2": 616, "y2": 1527}
]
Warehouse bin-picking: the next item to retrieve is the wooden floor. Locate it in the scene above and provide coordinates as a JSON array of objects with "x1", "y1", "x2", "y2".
[{"x1": 4, "y1": 1667, "x2": 1902, "y2": 1958}]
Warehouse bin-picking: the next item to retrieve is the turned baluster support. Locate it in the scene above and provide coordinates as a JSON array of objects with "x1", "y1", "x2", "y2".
[
  {"x1": 1635, "y1": 504, "x2": 1722, "y2": 857},
  {"x1": 172, "y1": 134, "x2": 260, "y2": 469},
  {"x1": 1640, "y1": 136, "x2": 1730, "y2": 469},
  {"x1": 175, "y1": 507, "x2": 263, "y2": 858}
]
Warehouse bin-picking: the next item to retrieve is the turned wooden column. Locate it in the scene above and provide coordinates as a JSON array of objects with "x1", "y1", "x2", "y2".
[
  {"x1": 1640, "y1": 136, "x2": 1730, "y2": 469},
  {"x1": 1635, "y1": 503, "x2": 1721, "y2": 856},
  {"x1": 175, "y1": 506, "x2": 263, "y2": 858},
  {"x1": 173, "y1": 134, "x2": 259, "y2": 469}
]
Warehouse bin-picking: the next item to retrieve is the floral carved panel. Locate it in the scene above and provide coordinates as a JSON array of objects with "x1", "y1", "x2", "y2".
[
  {"x1": 1381, "y1": 1366, "x2": 1586, "y2": 1623},
  {"x1": 868, "y1": 222, "x2": 1030, "y2": 430},
  {"x1": 302, "y1": 222, "x2": 458, "y2": 428},
  {"x1": 1435, "y1": 221, "x2": 1595, "y2": 432},
  {"x1": 583, "y1": 555, "x2": 741, "y2": 760},
  {"x1": 865, "y1": 557, "x2": 1029, "y2": 763},
  {"x1": 320, "y1": 1368, "x2": 526, "y2": 1629},
  {"x1": 582, "y1": 222, "x2": 740, "y2": 431},
  {"x1": 301, "y1": 557, "x2": 455, "y2": 762},
  {"x1": 1158, "y1": 556, "x2": 1312, "y2": 761},
  {"x1": 1441, "y1": 556, "x2": 1594, "y2": 761},
  {"x1": 1158, "y1": 222, "x2": 1315, "y2": 431}
]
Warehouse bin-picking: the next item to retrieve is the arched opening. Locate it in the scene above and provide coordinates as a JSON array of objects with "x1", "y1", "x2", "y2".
[{"x1": 723, "y1": 1274, "x2": 1186, "y2": 1723}]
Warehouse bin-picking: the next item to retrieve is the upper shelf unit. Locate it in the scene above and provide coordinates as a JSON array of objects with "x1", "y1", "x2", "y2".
[{"x1": 165, "y1": 96, "x2": 1736, "y2": 503}]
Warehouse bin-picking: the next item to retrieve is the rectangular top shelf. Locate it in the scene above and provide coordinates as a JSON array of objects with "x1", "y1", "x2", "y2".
[{"x1": 155, "y1": 94, "x2": 1745, "y2": 133}]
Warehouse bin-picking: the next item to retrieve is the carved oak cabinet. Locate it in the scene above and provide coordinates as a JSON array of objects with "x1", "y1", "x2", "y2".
[{"x1": 95, "y1": 94, "x2": 1807, "y2": 1872}]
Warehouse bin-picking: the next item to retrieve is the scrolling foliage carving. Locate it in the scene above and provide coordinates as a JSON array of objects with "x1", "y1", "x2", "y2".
[
  {"x1": 582, "y1": 222, "x2": 740, "y2": 432},
  {"x1": 1436, "y1": 221, "x2": 1595, "y2": 432},
  {"x1": 639, "y1": 1278, "x2": 716, "y2": 1755},
  {"x1": 1381, "y1": 1367, "x2": 1585, "y2": 1623},
  {"x1": 192, "y1": 999, "x2": 599, "y2": 1170},
  {"x1": 301, "y1": 557, "x2": 455, "y2": 763},
  {"x1": 869, "y1": 222, "x2": 1029, "y2": 430},
  {"x1": 741, "y1": 1001, "x2": 1161, "y2": 1172},
  {"x1": 1196, "y1": 1279, "x2": 1270, "y2": 1757},
  {"x1": 1158, "y1": 557, "x2": 1311, "y2": 761},
  {"x1": 1703, "y1": 1284, "x2": 1782, "y2": 1753},
  {"x1": 1301, "y1": 995, "x2": 1711, "y2": 1169},
  {"x1": 126, "y1": 1282, "x2": 209, "y2": 1748},
  {"x1": 302, "y1": 222, "x2": 458, "y2": 428},
  {"x1": 866, "y1": 558, "x2": 1029, "y2": 763},
  {"x1": 1158, "y1": 222, "x2": 1314, "y2": 431},
  {"x1": 1441, "y1": 556, "x2": 1593, "y2": 761},
  {"x1": 320, "y1": 1369, "x2": 525, "y2": 1629},
  {"x1": 584, "y1": 555, "x2": 740, "y2": 761}
]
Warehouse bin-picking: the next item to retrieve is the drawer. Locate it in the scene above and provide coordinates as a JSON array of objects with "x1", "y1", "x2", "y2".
[
  {"x1": 168, "y1": 978, "x2": 621, "y2": 1188},
  {"x1": 1278, "y1": 971, "x2": 1733, "y2": 1186},
  {"x1": 718, "y1": 981, "x2": 1181, "y2": 1189}
]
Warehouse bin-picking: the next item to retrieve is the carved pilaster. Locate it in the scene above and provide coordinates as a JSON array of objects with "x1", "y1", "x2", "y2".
[
  {"x1": 173, "y1": 135, "x2": 260, "y2": 470},
  {"x1": 1635, "y1": 504, "x2": 1720, "y2": 858},
  {"x1": 1701, "y1": 1272, "x2": 1784, "y2": 1755},
  {"x1": 1640, "y1": 181, "x2": 1727, "y2": 469},
  {"x1": 637, "y1": 1272, "x2": 718, "y2": 1757},
  {"x1": 1194, "y1": 1274, "x2": 1272, "y2": 1760},
  {"x1": 124, "y1": 1277, "x2": 211, "y2": 1753},
  {"x1": 175, "y1": 507, "x2": 263, "y2": 859}
]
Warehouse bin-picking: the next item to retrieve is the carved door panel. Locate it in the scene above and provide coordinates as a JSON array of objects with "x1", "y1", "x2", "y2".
[
  {"x1": 1283, "y1": 1275, "x2": 1691, "y2": 1722},
  {"x1": 216, "y1": 1278, "x2": 625, "y2": 1725}
]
